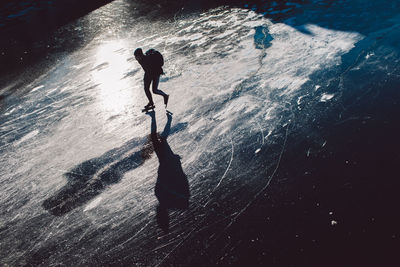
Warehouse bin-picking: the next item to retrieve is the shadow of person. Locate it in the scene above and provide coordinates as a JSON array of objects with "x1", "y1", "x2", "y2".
[
  {"x1": 146, "y1": 111, "x2": 190, "y2": 233},
  {"x1": 42, "y1": 113, "x2": 188, "y2": 217},
  {"x1": 42, "y1": 136, "x2": 154, "y2": 216}
]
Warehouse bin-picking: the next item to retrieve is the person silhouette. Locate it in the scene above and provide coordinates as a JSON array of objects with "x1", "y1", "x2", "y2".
[
  {"x1": 147, "y1": 111, "x2": 189, "y2": 232},
  {"x1": 134, "y1": 48, "x2": 169, "y2": 110}
]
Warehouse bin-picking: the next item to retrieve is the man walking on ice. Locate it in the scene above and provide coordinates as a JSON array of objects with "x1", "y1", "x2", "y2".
[{"x1": 134, "y1": 48, "x2": 169, "y2": 111}]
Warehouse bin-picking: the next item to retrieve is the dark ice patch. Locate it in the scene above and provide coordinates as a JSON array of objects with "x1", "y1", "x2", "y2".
[{"x1": 253, "y1": 25, "x2": 273, "y2": 50}]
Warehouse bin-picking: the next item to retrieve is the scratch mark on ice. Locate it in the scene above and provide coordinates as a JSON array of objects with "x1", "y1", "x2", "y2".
[
  {"x1": 154, "y1": 226, "x2": 198, "y2": 267},
  {"x1": 201, "y1": 138, "x2": 234, "y2": 208},
  {"x1": 152, "y1": 239, "x2": 183, "y2": 252},
  {"x1": 108, "y1": 220, "x2": 153, "y2": 254},
  {"x1": 216, "y1": 138, "x2": 234, "y2": 188},
  {"x1": 220, "y1": 121, "x2": 290, "y2": 234},
  {"x1": 256, "y1": 121, "x2": 265, "y2": 146}
]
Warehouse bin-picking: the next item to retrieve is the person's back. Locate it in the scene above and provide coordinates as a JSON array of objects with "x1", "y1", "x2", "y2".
[
  {"x1": 145, "y1": 49, "x2": 164, "y2": 75},
  {"x1": 134, "y1": 48, "x2": 169, "y2": 109},
  {"x1": 136, "y1": 49, "x2": 164, "y2": 76}
]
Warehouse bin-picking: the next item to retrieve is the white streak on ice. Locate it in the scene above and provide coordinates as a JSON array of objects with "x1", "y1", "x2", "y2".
[
  {"x1": 13, "y1": 130, "x2": 39, "y2": 146},
  {"x1": 216, "y1": 139, "x2": 234, "y2": 188},
  {"x1": 84, "y1": 196, "x2": 103, "y2": 211},
  {"x1": 256, "y1": 121, "x2": 265, "y2": 146},
  {"x1": 320, "y1": 93, "x2": 335, "y2": 102},
  {"x1": 31, "y1": 85, "x2": 44, "y2": 92}
]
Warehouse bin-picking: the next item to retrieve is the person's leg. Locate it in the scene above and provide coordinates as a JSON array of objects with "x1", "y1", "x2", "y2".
[
  {"x1": 151, "y1": 75, "x2": 169, "y2": 106},
  {"x1": 151, "y1": 76, "x2": 167, "y2": 97},
  {"x1": 144, "y1": 73, "x2": 154, "y2": 106}
]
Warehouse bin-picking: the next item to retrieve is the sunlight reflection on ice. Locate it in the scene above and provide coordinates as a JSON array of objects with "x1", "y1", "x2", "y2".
[{"x1": 91, "y1": 40, "x2": 135, "y2": 114}]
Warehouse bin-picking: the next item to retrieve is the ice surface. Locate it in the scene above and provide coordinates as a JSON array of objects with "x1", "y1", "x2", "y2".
[
  {"x1": 0, "y1": 3, "x2": 364, "y2": 265},
  {"x1": 0, "y1": 0, "x2": 399, "y2": 266}
]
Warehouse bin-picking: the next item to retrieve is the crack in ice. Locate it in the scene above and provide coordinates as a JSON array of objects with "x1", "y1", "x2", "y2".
[
  {"x1": 202, "y1": 138, "x2": 234, "y2": 208},
  {"x1": 216, "y1": 138, "x2": 234, "y2": 188},
  {"x1": 209, "y1": 121, "x2": 291, "y2": 243}
]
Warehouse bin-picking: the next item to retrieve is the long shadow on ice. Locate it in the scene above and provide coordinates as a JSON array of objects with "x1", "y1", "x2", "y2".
[
  {"x1": 42, "y1": 117, "x2": 188, "y2": 217},
  {"x1": 42, "y1": 138, "x2": 153, "y2": 216},
  {"x1": 146, "y1": 111, "x2": 190, "y2": 233}
]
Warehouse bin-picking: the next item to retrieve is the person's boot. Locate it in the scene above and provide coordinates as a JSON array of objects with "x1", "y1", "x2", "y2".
[{"x1": 145, "y1": 102, "x2": 155, "y2": 109}]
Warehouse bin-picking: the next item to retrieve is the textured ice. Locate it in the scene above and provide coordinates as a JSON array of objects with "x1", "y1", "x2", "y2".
[
  {"x1": 13, "y1": 130, "x2": 40, "y2": 146},
  {"x1": 0, "y1": 0, "x2": 398, "y2": 266}
]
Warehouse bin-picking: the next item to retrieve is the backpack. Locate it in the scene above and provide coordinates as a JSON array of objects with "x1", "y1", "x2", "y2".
[{"x1": 146, "y1": 49, "x2": 164, "y2": 67}]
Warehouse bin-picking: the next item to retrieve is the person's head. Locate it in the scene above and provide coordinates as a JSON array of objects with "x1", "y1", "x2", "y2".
[{"x1": 134, "y1": 48, "x2": 144, "y2": 61}]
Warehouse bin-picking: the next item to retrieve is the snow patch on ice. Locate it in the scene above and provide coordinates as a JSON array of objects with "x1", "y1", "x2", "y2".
[
  {"x1": 365, "y1": 52, "x2": 375, "y2": 59},
  {"x1": 297, "y1": 95, "x2": 306, "y2": 105},
  {"x1": 262, "y1": 23, "x2": 363, "y2": 96},
  {"x1": 320, "y1": 93, "x2": 335, "y2": 102}
]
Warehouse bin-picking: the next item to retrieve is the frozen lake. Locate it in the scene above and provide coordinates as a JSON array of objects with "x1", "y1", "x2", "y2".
[{"x1": 1, "y1": 0, "x2": 399, "y2": 266}]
